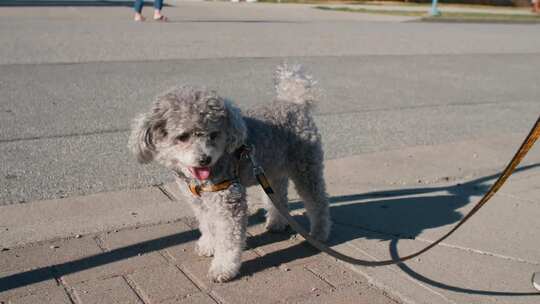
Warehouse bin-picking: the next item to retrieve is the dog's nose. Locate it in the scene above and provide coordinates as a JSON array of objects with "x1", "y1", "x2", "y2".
[{"x1": 199, "y1": 155, "x2": 212, "y2": 167}]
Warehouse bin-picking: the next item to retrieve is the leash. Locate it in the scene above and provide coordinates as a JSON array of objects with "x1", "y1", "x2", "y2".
[{"x1": 252, "y1": 116, "x2": 540, "y2": 266}]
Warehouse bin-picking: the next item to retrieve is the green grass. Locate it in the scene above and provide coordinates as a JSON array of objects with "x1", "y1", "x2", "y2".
[
  {"x1": 315, "y1": 6, "x2": 540, "y2": 23},
  {"x1": 259, "y1": 0, "x2": 525, "y2": 10},
  {"x1": 423, "y1": 12, "x2": 540, "y2": 23}
]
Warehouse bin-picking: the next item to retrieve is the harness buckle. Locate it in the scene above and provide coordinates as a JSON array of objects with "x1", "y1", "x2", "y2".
[{"x1": 189, "y1": 182, "x2": 201, "y2": 197}]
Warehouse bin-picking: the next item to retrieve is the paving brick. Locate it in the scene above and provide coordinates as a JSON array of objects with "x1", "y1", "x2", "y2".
[
  {"x1": 127, "y1": 265, "x2": 199, "y2": 303},
  {"x1": 0, "y1": 237, "x2": 102, "y2": 273},
  {"x1": 247, "y1": 222, "x2": 322, "y2": 268},
  {"x1": 0, "y1": 269, "x2": 57, "y2": 301},
  {"x1": 72, "y1": 276, "x2": 142, "y2": 304},
  {"x1": 210, "y1": 266, "x2": 332, "y2": 304},
  {"x1": 253, "y1": 240, "x2": 322, "y2": 269},
  {"x1": 98, "y1": 221, "x2": 196, "y2": 252},
  {"x1": 60, "y1": 252, "x2": 167, "y2": 285},
  {"x1": 157, "y1": 292, "x2": 217, "y2": 304},
  {"x1": 178, "y1": 250, "x2": 261, "y2": 290},
  {"x1": 7, "y1": 286, "x2": 72, "y2": 304},
  {"x1": 163, "y1": 240, "x2": 200, "y2": 264},
  {"x1": 285, "y1": 286, "x2": 399, "y2": 304},
  {"x1": 246, "y1": 222, "x2": 294, "y2": 250},
  {"x1": 304, "y1": 258, "x2": 363, "y2": 289}
]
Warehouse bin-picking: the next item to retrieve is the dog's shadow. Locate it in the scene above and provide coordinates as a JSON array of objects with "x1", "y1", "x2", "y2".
[
  {"x1": 242, "y1": 180, "x2": 481, "y2": 274},
  {"x1": 241, "y1": 163, "x2": 540, "y2": 296}
]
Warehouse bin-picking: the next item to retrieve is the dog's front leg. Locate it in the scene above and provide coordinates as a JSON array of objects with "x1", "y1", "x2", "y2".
[
  {"x1": 206, "y1": 184, "x2": 247, "y2": 283},
  {"x1": 177, "y1": 181, "x2": 216, "y2": 257},
  {"x1": 195, "y1": 208, "x2": 215, "y2": 257}
]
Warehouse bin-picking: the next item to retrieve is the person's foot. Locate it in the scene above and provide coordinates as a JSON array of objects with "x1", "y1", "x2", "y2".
[
  {"x1": 153, "y1": 15, "x2": 168, "y2": 22},
  {"x1": 134, "y1": 13, "x2": 146, "y2": 22},
  {"x1": 153, "y1": 9, "x2": 168, "y2": 22}
]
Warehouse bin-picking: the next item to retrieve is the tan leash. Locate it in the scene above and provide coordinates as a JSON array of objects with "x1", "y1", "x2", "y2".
[{"x1": 252, "y1": 116, "x2": 540, "y2": 266}]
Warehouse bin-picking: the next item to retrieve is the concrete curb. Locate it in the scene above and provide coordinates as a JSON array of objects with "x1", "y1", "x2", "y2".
[{"x1": 0, "y1": 186, "x2": 193, "y2": 248}]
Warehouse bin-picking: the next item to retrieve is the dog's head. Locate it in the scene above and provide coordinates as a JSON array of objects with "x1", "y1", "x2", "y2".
[{"x1": 129, "y1": 86, "x2": 247, "y2": 181}]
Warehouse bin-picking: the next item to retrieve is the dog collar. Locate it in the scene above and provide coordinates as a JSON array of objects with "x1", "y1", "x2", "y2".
[
  {"x1": 188, "y1": 180, "x2": 234, "y2": 197},
  {"x1": 184, "y1": 144, "x2": 251, "y2": 197}
]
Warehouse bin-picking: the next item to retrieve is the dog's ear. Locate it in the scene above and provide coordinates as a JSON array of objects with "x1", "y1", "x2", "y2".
[
  {"x1": 128, "y1": 107, "x2": 168, "y2": 164},
  {"x1": 224, "y1": 100, "x2": 247, "y2": 153}
]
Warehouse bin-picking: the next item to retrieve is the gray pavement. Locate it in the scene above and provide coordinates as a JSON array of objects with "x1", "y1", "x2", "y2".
[
  {"x1": 2, "y1": 3, "x2": 540, "y2": 65},
  {"x1": 1, "y1": 55, "x2": 539, "y2": 204}
]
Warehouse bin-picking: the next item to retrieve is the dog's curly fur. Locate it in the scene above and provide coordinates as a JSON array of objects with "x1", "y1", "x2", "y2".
[{"x1": 129, "y1": 64, "x2": 331, "y2": 282}]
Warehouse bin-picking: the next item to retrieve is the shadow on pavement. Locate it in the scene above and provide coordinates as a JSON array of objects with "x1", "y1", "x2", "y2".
[
  {"x1": 0, "y1": 228, "x2": 201, "y2": 292},
  {"x1": 1, "y1": 164, "x2": 539, "y2": 296},
  {"x1": 168, "y1": 20, "x2": 301, "y2": 24},
  {"x1": 242, "y1": 163, "x2": 540, "y2": 296}
]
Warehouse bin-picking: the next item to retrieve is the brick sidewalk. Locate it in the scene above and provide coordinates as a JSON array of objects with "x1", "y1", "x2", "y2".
[{"x1": 0, "y1": 213, "x2": 399, "y2": 304}]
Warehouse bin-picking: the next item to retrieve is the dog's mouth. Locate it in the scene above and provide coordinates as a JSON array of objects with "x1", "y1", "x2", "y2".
[{"x1": 189, "y1": 167, "x2": 211, "y2": 181}]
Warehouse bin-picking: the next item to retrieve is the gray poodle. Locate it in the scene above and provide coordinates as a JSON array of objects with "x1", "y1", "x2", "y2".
[{"x1": 129, "y1": 64, "x2": 331, "y2": 282}]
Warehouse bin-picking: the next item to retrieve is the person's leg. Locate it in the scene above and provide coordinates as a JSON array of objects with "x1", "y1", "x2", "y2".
[
  {"x1": 153, "y1": 0, "x2": 167, "y2": 20},
  {"x1": 134, "y1": 0, "x2": 145, "y2": 21}
]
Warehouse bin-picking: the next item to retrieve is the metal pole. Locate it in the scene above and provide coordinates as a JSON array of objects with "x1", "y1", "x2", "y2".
[{"x1": 429, "y1": 0, "x2": 441, "y2": 16}]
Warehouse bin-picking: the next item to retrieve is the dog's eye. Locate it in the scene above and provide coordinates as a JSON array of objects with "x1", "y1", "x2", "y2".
[
  {"x1": 176, "y1": 133, "x2": 190, "y2": 142},
  {"x1": 209, "y1": 132, "x2": 220, "y2": 140}
]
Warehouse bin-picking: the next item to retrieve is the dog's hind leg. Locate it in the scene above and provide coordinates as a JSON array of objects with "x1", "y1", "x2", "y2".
[
  {"x1": 290, "y1": 160, "x2": 331, "y2": 242},
  {"x1": 263, "y1": 177, "x2": 289, "y2": 232}
]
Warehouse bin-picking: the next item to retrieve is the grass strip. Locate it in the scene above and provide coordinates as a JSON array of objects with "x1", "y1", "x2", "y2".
[{"x1": 315, "y1": 6, "x2": 540, "y2": 23}]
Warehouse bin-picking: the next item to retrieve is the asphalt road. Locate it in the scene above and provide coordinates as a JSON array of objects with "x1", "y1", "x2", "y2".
[{"x1": 1, "y1": 2, "x2": 539, "y2": 204}]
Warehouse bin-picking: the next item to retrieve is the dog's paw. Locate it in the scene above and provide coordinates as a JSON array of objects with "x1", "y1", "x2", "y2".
[
  {"x1": 208, "y1": 262, "x2": 240, "y2": 283},
  {"x1": 265, "y1": 214, "x2": 289, "y2": 233},
  {"x1": 310, "y1": 219, "x2": 332, "y2": 242},
  {"x1": 195, "y1": 239, "x2": 214, "y2": 257},
  {"x1": 310, "y1": 229, "x2": 330, "y2": 242},
  {"x1": 265, "y1": 220, "x2": 289, "y2": 233}
]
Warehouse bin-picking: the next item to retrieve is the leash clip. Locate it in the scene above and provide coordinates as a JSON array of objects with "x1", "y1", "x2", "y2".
[{"x1": 189, "y1": 181, "x2": 201, "y2": 197}]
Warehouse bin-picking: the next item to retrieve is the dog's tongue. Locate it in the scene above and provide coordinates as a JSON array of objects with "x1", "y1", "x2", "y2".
[{"x1": 190, "y1": 167, "x2": 211, "y2": 180}]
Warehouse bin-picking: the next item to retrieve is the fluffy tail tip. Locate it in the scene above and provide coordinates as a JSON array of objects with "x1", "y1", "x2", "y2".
[{"x1": 274, "y1": 63, "x2": 317, "y2": 105}]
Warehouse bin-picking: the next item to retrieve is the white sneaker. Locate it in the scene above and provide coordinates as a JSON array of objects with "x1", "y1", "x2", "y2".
[{"x1": 533, "y1": 272, "x2": 540, "y2": 291}]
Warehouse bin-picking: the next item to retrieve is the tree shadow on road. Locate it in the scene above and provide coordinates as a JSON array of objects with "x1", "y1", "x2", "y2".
[{"x1": 1, "y1": 164, "x2": 539, "y2": 297}]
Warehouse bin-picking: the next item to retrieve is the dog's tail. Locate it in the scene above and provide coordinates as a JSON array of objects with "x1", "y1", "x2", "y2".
[{"x1": 274, "y1": 63, "x2": 317, "y2": 106}]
